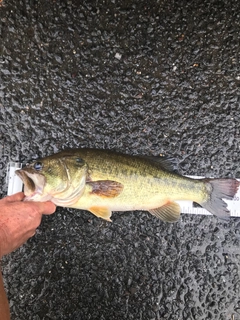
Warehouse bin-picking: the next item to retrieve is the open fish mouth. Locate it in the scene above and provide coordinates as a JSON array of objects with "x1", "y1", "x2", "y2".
[{"x1": 15, "y1": 169, "x2": 46, "y2": 200}]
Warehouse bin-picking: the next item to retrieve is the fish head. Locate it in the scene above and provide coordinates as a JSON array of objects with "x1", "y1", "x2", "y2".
[{"x1": 16, "y1": 154, "x2": 88, "y2": 206}]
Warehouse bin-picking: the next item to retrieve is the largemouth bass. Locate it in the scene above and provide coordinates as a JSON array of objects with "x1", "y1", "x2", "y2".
[{"x1": 16, "y1": 149, "x2": 239, "y2": 222}]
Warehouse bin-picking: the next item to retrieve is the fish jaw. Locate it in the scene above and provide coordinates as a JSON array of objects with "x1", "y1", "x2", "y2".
[{"x1": 15, "y1": 169, "x2": 51, "y2": 201}]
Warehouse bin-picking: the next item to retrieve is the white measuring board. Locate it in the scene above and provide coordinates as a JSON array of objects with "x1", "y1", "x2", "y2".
[
  {"x1": 6, "y1": 164, "x2": 240, "y2": 217},
  {"x1": 6, "y1": 162, "x2": 23, "y2": 196}
]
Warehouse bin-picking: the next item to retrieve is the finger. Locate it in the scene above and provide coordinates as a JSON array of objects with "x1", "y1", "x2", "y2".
[
  {"x1": 32, "y1": 201, "x2": 56, "y2": 215},
  {"x1": 5, "y1": 192, "x2": 25, "y2": 202}
]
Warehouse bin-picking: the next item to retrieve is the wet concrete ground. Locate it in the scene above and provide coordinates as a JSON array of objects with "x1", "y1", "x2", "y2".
[{"x1": 0, "y1": 0, "x2": 240, "y2": 319}]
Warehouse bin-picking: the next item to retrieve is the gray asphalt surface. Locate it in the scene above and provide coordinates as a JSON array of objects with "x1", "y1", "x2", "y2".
[{"x1": 0, "y1": 0, "x2": 240, "y2": 319}]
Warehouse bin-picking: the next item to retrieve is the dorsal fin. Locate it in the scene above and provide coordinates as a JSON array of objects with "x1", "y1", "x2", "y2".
[{"x1": 137, "y1": 155, "x2": 178, "y2": 172}]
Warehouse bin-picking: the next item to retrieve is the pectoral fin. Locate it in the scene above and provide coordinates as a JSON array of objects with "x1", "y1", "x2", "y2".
[
  {"x1": 149, "y1": 202, "x2": 181, "y2": 223},
  {"x1": 87, "y1": 180, "x2": 123, "y2": 198},
  {"x1": 89, "y1": 206, "x2": 112, "y2": 222}
]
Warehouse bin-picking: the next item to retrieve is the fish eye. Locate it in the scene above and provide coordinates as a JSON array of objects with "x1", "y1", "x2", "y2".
[
  {"x1": 76, "y1": 157, "x2": 84, "y2": 164},
  {"x1": 34, "y1": 162, "x2": 43, "y2": 171}
]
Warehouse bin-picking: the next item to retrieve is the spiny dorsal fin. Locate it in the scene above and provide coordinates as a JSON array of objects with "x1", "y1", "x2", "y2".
[
  {"x1": 137, "y1": 155, "x2": 178, "y2": 172},
  {"x1": 149, "y1": 202, "x2": 181, "y2": 222},
  {"x1": 87, "y1": 180, "x2": 123, "y2": 198}
]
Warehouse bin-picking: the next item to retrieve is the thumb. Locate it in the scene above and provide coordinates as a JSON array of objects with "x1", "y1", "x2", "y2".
[
  {"x1": 33, "y1": 201, "x2": 57, "y2": 215},
  {"x1": 5, "y1": 192, "x2": 25, "y2": 202}
]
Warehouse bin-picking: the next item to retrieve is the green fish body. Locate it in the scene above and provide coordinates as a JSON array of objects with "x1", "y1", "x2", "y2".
[{"x1": 16, "y1": 148, "x2": 239, "y2": 222}]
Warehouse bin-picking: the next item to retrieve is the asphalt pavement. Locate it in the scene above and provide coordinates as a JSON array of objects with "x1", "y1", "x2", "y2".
[{"x1": 0, "y1": 0, "x2": 240, "y2": 319}]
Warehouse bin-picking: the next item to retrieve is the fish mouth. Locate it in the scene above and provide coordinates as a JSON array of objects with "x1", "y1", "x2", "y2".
[{"x1": 15, "y1": 169, "x2": 46, "y2": 200}]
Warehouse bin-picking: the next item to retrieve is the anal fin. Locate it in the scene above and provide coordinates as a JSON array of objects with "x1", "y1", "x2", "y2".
[
  {"x1": 89, "y1": 206, "x2": 112, "y2": 222},
  {"x1": 149, "y1": 202, "x2": 181, "y2": 223}
]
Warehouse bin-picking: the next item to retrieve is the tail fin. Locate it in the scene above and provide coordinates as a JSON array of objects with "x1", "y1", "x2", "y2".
[{"x1": 201, "y1": 178, "x2": 239, "y2": 219}]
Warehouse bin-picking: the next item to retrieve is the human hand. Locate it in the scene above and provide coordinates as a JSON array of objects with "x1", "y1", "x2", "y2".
[{"x1": 0, "y1": 192, "x2": 56, "y2": 258}]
